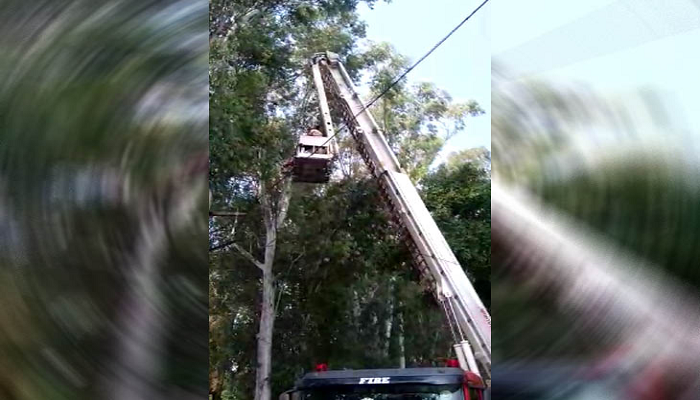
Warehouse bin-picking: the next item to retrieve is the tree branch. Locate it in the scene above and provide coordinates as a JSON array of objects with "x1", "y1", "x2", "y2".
[
  {"x1": 210, "y1": 210, "x2": 246, "y2": 217},
  {"x1": 232, "y1": 242, "x2": 264, "y2": 271},
  {"x1": 209, "y1": 239, "x2": 234, "y2": 252}
]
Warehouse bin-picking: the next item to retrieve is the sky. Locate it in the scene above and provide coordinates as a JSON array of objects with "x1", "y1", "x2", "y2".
[
  {"x1": 493, "y1": 0, "x2": 700, "y2": 142},
  {"x1": 359, "y1": 0, "x2": 700, "y2": 162},
  {"x1": 358, "y1": 0, "x2": 491, "y2": 164}
]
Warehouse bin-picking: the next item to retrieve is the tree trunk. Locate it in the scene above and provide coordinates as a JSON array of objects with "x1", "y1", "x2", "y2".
[
  {"x1": 382, "y1": 284, "x2": 394, "y2": 360},
  {"x1": 397, "y1": 306, "x2": 406, "y2": 368},
  {"x1": 209, "y1": 367, "x2": 222, "y2": 400},
  {"x1": 253, "y1": 178, "x2": 291, "y2": 400},
  {"x1": 254, "y1": 264, "x2": 275, "y2": 400}
]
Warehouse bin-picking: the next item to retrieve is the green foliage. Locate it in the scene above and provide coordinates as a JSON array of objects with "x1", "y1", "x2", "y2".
[
  {"x1": 0, "y1": 1, "x2": 208, "y2": 399},
  {"x1": 445, "y1": 146, "x2": 491, "y2": 173},
  {"x1": 421, "y1": 159, "x2": 491, "y2": 307},
  {"x1": 209, "y1": 2, "x2": 488, "y2": 399},
  {"x1": 209, "y1": 2, "x2": 388, "y2": 398},
  {"x1": 538, "y1": 157, "x2": 700, "y2": 289},
  {"x1": 212, "y1": 158, "x2": 491, "y2": 397},
  {"x1": 492, "y1": 76, "x2": 700, "y2": 365},
  {"x1": 255, "y1": 179, "x2": 459, "y2": 396}
]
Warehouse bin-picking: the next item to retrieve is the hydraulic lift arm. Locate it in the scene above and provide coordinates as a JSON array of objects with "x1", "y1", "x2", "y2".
[{"x1": 306, "y1": 51, "x2": 492, "y2": 382}]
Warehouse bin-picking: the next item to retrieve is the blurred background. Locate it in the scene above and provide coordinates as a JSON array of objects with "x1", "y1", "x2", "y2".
[
  {"x1": 492, "y1": 0, "x2": 700, "y2": 398},
  {"x1": 5, "y1": 0, "x2": 700, "y2": 398},
  {"x1": 0, "y1": 1, "x2": 208, "y2": 399}
]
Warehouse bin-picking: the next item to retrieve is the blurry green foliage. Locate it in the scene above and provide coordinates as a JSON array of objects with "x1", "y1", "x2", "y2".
[
  {"x1": 492, "y1": 75, "x2": 700, "y2": 364},
  {"x1": 0, "y1": 1, "x2": 208, "y2": 399}
]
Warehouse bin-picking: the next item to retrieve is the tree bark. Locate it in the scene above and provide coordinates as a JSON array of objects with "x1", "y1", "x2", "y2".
[
  {"x1": 209, "y1": 367, "x2": 223, "y2": 400},
  {"x1": 255, "y1": 263, "x2": 275, "y2": 400},
  {"x1": 352, "y1": 290, "x2": 361, "y2": 324},
  {"x1": 382, "y1": 282, "x2": 394, "y2": 360},
  {"x1": 397, "y1": 305, "x2": 406, "y2": 368}
]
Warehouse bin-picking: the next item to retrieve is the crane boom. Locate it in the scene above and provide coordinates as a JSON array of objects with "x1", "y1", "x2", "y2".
[{"x1": 307, "y1": 51, "x2": 491, "y2": 381}]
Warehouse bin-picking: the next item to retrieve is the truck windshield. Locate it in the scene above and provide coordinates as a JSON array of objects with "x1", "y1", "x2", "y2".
[{"x1": 302, "y1": 384, "x2": 463, "y2": 399}]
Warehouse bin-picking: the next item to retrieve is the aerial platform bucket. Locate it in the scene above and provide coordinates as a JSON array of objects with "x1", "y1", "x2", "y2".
[{"x1": 292, "y1": 129, "x2": 335, "y2": 183}]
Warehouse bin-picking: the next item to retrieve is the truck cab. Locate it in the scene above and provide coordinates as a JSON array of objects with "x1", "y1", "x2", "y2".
[{"x1": 280, "y1": 367, "x2": 486, "y2": 400}]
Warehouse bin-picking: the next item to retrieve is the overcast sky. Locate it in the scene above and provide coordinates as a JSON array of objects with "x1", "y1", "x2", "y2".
[{"x1": 359, "y1": 0, "x2": 700, "y2": 163}]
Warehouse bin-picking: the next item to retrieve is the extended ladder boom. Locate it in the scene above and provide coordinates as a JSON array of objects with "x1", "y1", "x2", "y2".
[{"x1": 309, "y1": 52, "x2": 491, "y2": 381}]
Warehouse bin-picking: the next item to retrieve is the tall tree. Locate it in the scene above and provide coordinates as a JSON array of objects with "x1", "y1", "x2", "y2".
[{"x1": 209, "y1": 2, "x2": 384, "y2": 400}]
